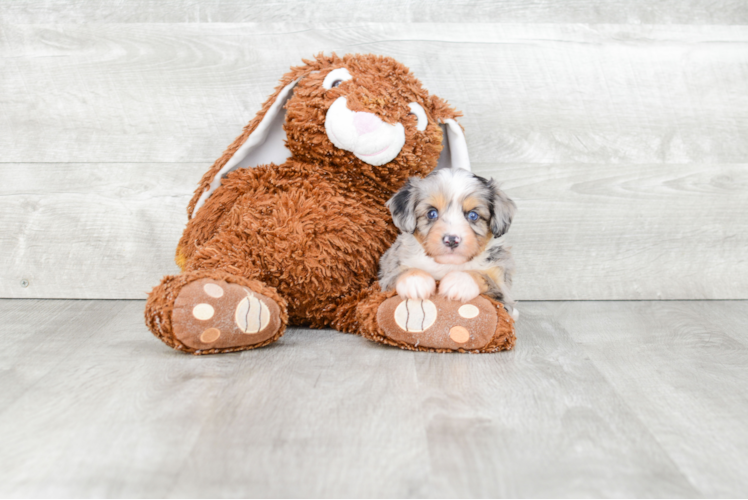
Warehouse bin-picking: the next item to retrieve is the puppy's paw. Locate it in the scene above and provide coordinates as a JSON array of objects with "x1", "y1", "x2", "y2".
[
  {"x1": 396, "y1": 269, "x2": 436, "y2": 300},
  {"x1": 439, "y1": 271, "x2": 481, "y2": 302}
]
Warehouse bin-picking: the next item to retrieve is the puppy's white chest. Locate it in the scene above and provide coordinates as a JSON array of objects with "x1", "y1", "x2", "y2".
[{"x1": 400, "y1": 246, "x2": 481, "y2": 280}]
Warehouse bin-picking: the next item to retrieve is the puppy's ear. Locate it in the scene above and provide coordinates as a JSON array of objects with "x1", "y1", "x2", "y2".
[
  {"x1": 486, "y1": 178, "x2": 516, "y2": 238},
  {"x1": 189, "y1": 71, "x2": 309, "y2": 218},
  {"x1": 386, "y1": 179, "x2": 418, "y2": 233},
  {"x1": 430, "y1": 95, "x2": 471, "y2": 172}
]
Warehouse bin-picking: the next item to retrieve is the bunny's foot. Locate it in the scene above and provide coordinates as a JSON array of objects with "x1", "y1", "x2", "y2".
[
  {"x1": 351, "y1": 286, "x2": 515, "y2": 353},
  {"x1": 145, "y1": 272, "x2": 287, "y2": 355},
  {"x1": 172, "y1": 278, "x2": 283, "y2": 353},
  {"x1": 376, "y1": 294, "x2": 514, "y2": 352}
]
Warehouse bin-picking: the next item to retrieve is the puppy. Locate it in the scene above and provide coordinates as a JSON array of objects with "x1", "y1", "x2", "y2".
[{"x1": 379, "y1": 167, "x2": 519, "y2": 319}]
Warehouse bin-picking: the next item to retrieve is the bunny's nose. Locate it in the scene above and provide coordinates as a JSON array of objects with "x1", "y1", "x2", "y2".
[{"x1": 353, "y1": 112, "x2": 381, "y2": 135}]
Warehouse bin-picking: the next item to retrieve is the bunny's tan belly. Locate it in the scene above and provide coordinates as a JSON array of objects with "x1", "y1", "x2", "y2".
[{"x1": 185, "y1": 166, "x2": 397, "y2": 325}]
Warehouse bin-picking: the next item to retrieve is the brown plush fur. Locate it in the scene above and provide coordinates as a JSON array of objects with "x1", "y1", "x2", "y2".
[{"x1": 144, "y1": 53, "x2": 515, "y2": 354}]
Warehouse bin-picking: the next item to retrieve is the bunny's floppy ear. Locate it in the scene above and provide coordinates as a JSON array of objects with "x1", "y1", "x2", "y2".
[
  {"x1": 436, "y1": 120, "x2": 471, "y2": 172},
  {"x1": 430, "y1": 95, "x2": 471, "y2": 172},
  {"x1": 188, "y1": 77, "x2": 301, "y2": 217}
]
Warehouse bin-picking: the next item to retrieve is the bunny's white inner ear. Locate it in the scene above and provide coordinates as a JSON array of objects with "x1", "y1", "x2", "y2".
[
  {"x1": 194, "y1": 78, "x2": 299, "y2": 214},
  {"x1": 436, "y1": 118, "x2": 471, "y2": 171}
]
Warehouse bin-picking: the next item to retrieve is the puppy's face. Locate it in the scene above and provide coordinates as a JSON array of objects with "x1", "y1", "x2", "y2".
[{"x1": 388, "y1": 168, "x2": 516, "y2": 265}]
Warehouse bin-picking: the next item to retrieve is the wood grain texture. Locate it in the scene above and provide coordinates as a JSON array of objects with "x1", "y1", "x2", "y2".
[
  {"x1": 2, "y1": 299, "x2": 747, "y2": 496},
  {"x1": 3, "y1": 18, "x2": 747, "y2": 300},
  {"x1": 2, "y1": 0, "x2": 747, "y2": 24},
  {"x1": 415, "y1": 304, "x2": 698, "y2": 498},
  {"x1": 3, "y1": 162, "x2": 746, "y2": 300},
  {"x1": 0, "y1": 299, "x2": 130, "y2": 414},
  {"x1": 2, "y1": 23, "x2": 748, "y2": 164},
  {"x1": 547, "y1": 300, "x2": 748, "y2": 498},
  {"x1": 476, "y1": 161, "x2": 748, "y2": 301},
  {"x1": 0, "y1": 163, "x2": 199, "y2": 299}
]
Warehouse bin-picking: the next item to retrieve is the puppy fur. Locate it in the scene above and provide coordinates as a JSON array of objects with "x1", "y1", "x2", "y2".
[{"x1": 379, "y1": 167, "x2": 518, "y2": 318}]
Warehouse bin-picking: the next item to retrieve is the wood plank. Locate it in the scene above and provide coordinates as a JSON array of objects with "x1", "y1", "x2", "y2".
[
  {"x1": 476, "y1": 161, "x2": 748, "y2": 301},
  {"x1": 2, "y1": 0, "x2": 747, "y2": 24},
  {"x1": 0, "y1": 300, "x2": 431, "y2": 497},
  {"x1": 0, "y1": 300, "x2": 235, "y2": 497},
  {"x1": 548, "y1": 300, "x2": 748, "y2": 498},
  {"x1": 3, "y1": 299, "x2": 735, "y2": 497},
  {"x1": 166, "y1": 331, "x2": 430, "y2": 498},
  {"x1": 2, "y1": 162, "x2": 746, "y2": 300},
  {"x1": 0, "y1": 299, "x2": 128, "y2": 414},
  {"x1": 416, "y1": 302, "x2": 701, "y2": 497},
  {"x1": 0, "y1": 163, "x2": 198, "y2": 299},
  {"x1": 2, "y1": 23, "x2": 747, "y2": 164}
]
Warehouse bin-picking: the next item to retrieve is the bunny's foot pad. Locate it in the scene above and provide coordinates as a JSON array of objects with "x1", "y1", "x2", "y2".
[
  {"x1": 172, "y1": 278, "x2": 282, "y2": 351},
  {"x1": 376, "y1": 295, "x2": 509, "y2": 351}
]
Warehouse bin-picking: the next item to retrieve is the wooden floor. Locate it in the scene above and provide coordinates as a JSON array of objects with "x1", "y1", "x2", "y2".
[{"x1": 0, "y1": 300, "x2": 746, "y2": 498}]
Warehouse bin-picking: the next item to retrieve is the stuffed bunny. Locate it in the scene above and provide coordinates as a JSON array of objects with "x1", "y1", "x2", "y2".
[{"x1": 144, "y1": 53, "x2": 515, "y2": 354}]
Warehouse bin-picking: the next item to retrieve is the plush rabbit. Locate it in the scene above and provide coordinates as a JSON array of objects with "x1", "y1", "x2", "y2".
[{"x1": 144, "y1": 53, "x2": 515, "y2": 354}]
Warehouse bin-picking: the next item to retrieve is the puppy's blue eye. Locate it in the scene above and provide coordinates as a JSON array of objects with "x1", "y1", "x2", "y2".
[
  {"x1": 427, "y1": 209, "x2": 438, "y2": 220},
  {"x1": 467, "y1": 211, "x2": 479, "y2": 222}
]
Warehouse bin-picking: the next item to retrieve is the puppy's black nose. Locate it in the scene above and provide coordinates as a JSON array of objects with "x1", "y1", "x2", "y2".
[{"x1": 443, "y1": 234, "x2": 460, "y2": 249}]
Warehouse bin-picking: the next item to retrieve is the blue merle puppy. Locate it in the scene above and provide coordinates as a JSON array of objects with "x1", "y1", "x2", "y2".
[{"x1": 379, "y1": 167, "x2": 519, "y2": 319}]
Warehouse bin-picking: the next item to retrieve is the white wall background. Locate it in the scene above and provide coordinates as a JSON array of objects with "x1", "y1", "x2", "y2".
[{"x1": 1, "y1": 1, "x2": 747, "y2": 300}]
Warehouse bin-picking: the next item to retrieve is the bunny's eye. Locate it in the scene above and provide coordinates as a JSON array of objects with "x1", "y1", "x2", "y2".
[
  {"x1": 408, "y1": 102, "x2": 428, "y2": 131},
  {"x1": 323, "y1": 68, "x2": 353, "y2": 90}
]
